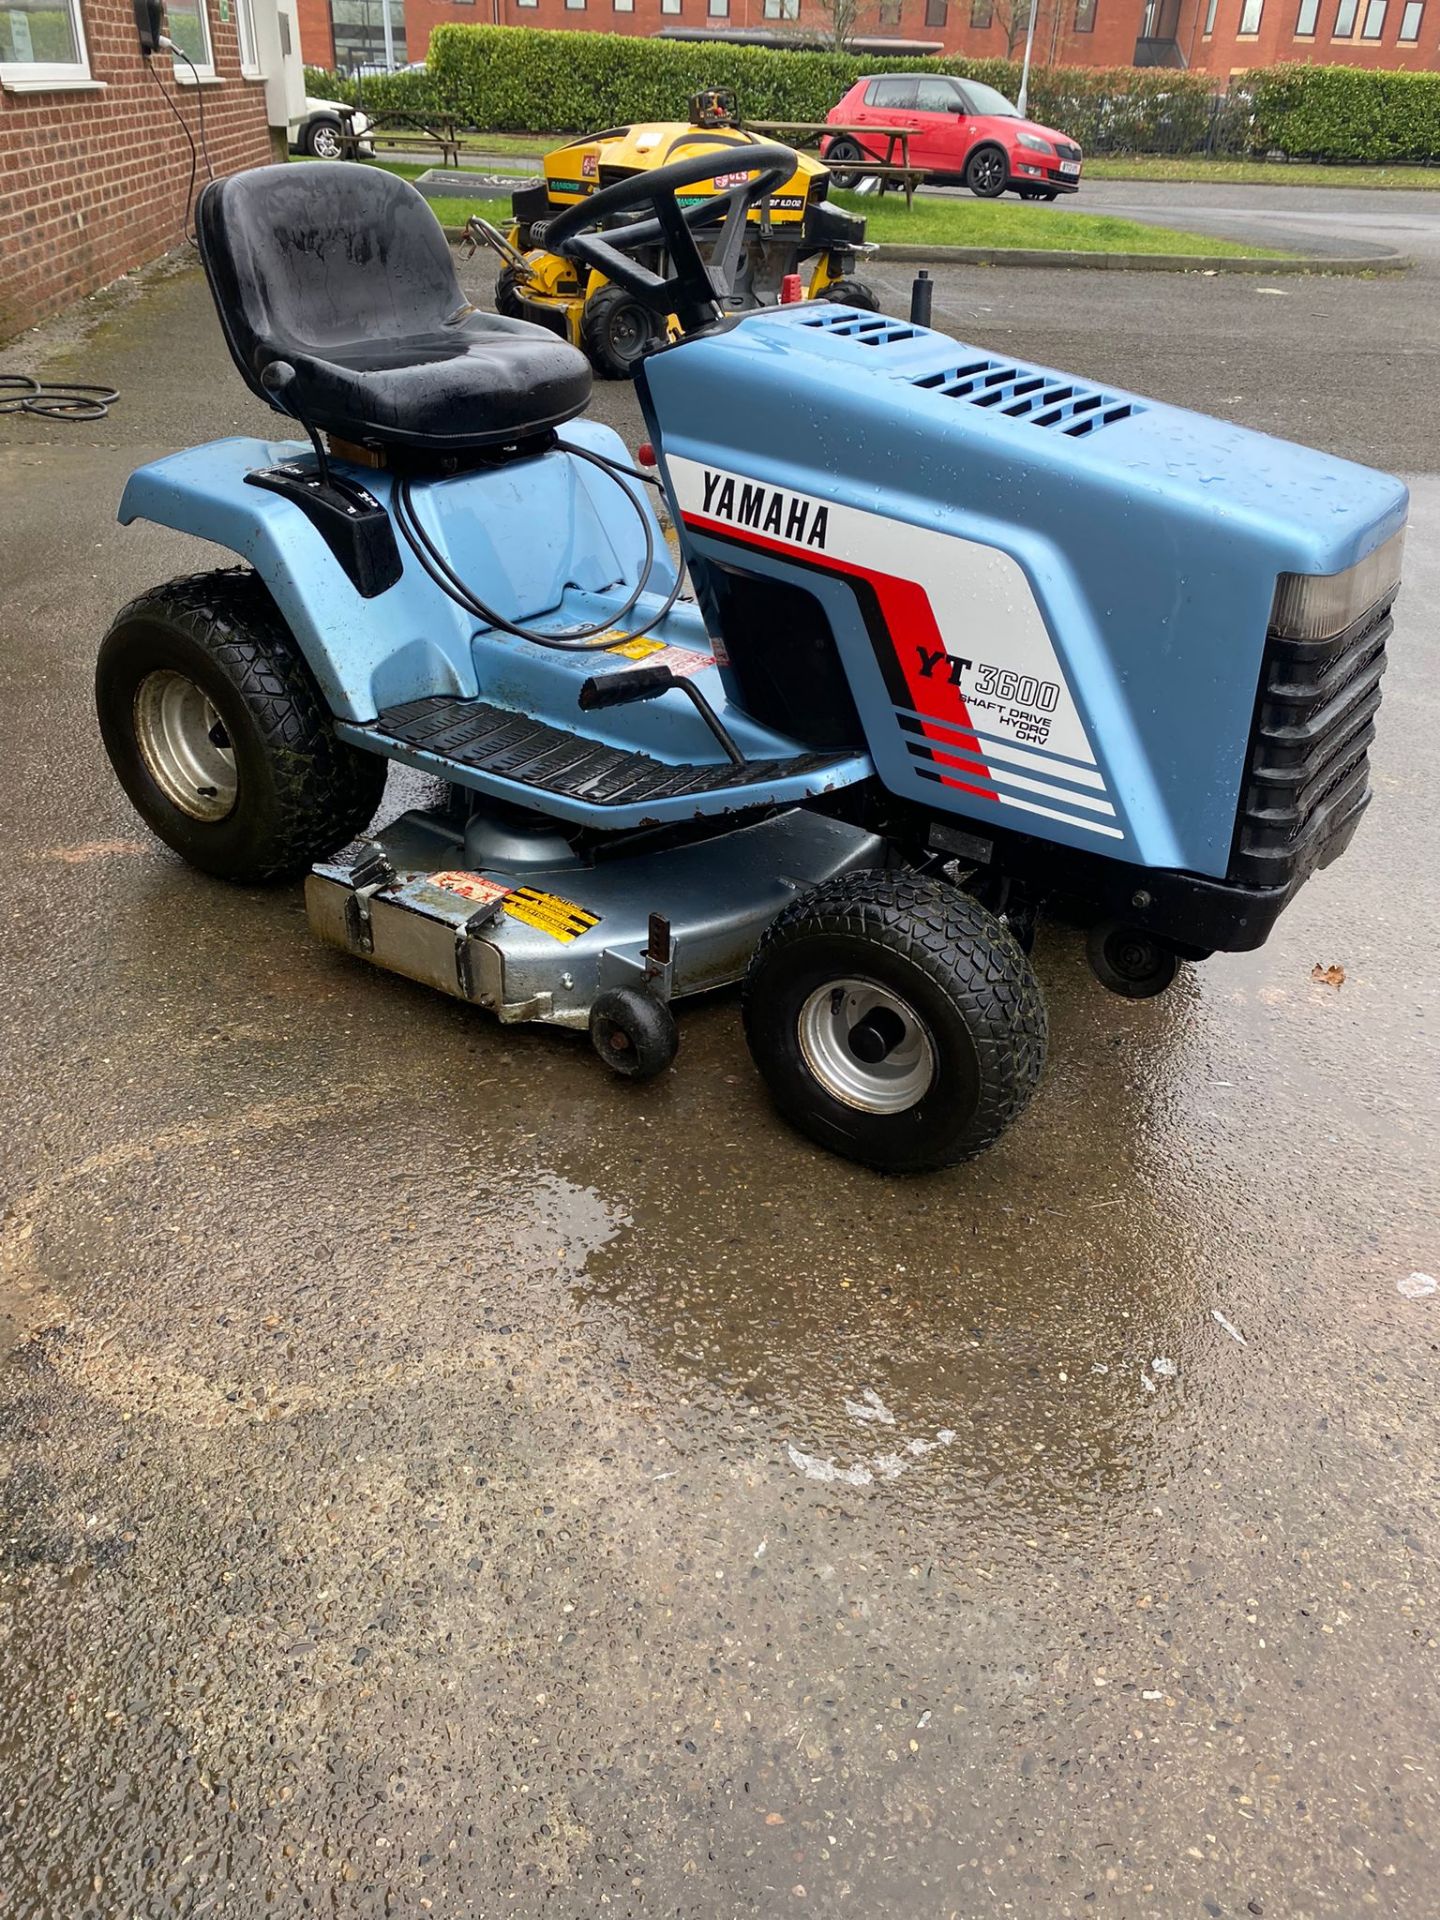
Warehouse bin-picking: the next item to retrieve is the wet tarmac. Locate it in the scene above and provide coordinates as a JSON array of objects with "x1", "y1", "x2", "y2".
[{"x1": 1, "y1": 223, "x2": 1438, "y2": 1917}]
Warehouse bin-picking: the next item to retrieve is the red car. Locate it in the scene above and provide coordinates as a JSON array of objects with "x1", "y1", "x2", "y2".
[{"x1": 822, "y1": 73, "x2": 1083, "y2": 201}]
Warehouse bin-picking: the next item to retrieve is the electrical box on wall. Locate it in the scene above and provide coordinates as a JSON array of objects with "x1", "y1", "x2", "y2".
[{"x1": 133, "y1": 0, "x2": 164, "y2": 54}]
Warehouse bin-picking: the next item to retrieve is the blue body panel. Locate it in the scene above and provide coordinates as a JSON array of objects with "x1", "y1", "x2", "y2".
[
  {"x1": 640, "y1": 306, "x2": 1409, "y2": 879},
  {"x1": 116, "y1": 421, "x2": 872, "y2": 829}
]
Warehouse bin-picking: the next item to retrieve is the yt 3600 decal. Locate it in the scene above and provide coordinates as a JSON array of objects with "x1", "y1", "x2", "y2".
[{"x1": 672, "y1": 457, "x2": 1123, "y2": 844}]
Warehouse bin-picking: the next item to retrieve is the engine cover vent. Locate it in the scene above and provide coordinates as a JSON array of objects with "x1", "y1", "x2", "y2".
[
  {"x1": 912, "y1": 359, "x2": 1142, "y2": 437},
  {"x1": 796, "y1": 310, "x2": 921, "y2": 348}
]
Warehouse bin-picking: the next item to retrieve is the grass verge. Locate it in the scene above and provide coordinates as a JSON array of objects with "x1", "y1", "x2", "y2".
[
  {"x1": 829, "y1": 191, "x2": 1287, "y2": 257},
  {"x1": 1085, "y1": 155, "x2": 1440, "y2": 190},
  {"x1": 351, "y1": 160, "x2": 1289, "y2": 259}
]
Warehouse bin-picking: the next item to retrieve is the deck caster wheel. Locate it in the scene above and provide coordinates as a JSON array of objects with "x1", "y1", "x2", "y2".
[
  {"x1": 743, "y1": 872, "x2": 1047, "y2": 1174},
  {"x1": 589, "y1": 987, "x2": 678, "y2": 1081},
  {"x1": 1086, "y1": 921, "x2": 1181, "y2": 999}
]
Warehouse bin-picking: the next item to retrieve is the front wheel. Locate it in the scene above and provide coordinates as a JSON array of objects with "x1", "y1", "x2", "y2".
[
  {"x1": 580, "y1": 282, "x2": 664, "y2": 380},
  {"x1": 965, "y1": 146, "x2": 1009, "y2": 199},
  {"x1": 494, "y1": 265, "x2": 529, "y2": 320},
  {"x1": 96, "y1": 569, "x2": 387, "y2": 884},
  {"x1": 742, "y1": 872, "x2": 1047, "y2": 1174},
  {"x1": 820, "y1": 277, "x2": 881, "y2": 313}
]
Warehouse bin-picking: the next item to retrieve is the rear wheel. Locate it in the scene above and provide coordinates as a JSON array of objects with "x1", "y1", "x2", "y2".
[
  {"x1": 743, "y1": 872, "x2": 1047, "y2": 1174},
  {"x1": 580, "y1": 282, "x2": 664, "y2": 380},
  {"x1": 820, "y1": 277, "x2": 881, "y2": 312},
  {"x1": 96, "y1": 569, "x2": 386, "y2": 884},
  {"x1": 965, "y1": 145, "x2": 1009, "y2": 199},
  {"x1": 303, "y1": 116, "x2": 344, "y2": 161},
  {"x1": 823, "y1": 137, "x2": 869, "y2": 190}
]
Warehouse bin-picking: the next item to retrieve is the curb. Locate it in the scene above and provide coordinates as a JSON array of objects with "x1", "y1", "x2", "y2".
[{"x1": 875, "y1": 241, "x2": 1410, "y2": 274}]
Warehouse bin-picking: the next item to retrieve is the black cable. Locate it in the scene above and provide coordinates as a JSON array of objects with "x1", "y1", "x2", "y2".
[
  {"x1": 145, "y1": 56, "x2": 199, "y2": 245},
  {"x1": 0, "y1": 374, "x2": 118, "y2": 420},
  {"x1": 560, "y1": 442, "x2": 663, "y2": 491},
  {"x1": 393, "y1": 443, "x2": 686, "y2": 651},
  {"x1": 168, "y1": 41, "x2": 215, "y2": 198}
]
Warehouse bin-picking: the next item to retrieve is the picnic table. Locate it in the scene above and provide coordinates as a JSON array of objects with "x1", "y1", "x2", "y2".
[
  {"x1": 340, "y1": 111, "x2": 465, "y2": 170},
  {"x1": 743, "y1": 120, "x2": 929, "y2": 209}
]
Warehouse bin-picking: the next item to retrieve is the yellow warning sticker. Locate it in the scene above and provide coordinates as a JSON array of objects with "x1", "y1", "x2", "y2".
[
  {"x1": 503, "y1": 886, "x2": 601, "y2": 944},
  {"x1": 605, "y1": 634, "x2": 667, "y2": 661}
]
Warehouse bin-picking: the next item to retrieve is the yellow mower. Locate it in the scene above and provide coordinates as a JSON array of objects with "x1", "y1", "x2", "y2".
[{"x1": 464, "y1": 91, "x2": 879, "y2": 378}]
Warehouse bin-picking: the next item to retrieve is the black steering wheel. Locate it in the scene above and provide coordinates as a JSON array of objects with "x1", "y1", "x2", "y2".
[{"x1": 543, "y1": 140, "x2": 799, "y2": 335}]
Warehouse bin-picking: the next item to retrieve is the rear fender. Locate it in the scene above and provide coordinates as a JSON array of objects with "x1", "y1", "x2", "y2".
[{"x1": 117, "y1": 426, "x2": 663, "y2": 722}]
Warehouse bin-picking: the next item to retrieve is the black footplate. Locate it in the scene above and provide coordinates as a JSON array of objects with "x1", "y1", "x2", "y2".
[{"x1": 373, "y1": 695, "x2": 842, "y2": 804}]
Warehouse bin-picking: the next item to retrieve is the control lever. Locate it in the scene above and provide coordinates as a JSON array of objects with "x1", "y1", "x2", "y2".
[{"x1": 578, "y1": 664, "x2": 745, "y2": 767}]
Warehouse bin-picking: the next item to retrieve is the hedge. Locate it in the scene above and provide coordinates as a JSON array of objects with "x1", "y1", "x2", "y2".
[
  {"x1": 1243, "y1": 64, "x2": 1440, "y2": 163},
  {"x1": 307, "y1": 28, "x2": 1220, "y2": 155}
]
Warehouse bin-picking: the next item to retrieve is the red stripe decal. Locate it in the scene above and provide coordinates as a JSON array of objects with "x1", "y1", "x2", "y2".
[{"x1": 681, "y1": 509, "x2": 998, "y2": 799}]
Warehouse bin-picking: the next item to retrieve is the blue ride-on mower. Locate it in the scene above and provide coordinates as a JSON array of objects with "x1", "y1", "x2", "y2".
[{"x1": 96, "y1": 152, "x2": 1406, "y2": 1173}]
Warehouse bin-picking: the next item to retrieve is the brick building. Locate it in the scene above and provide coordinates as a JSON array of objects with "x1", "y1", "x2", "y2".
[
  {"x1": 1, "y1": 0, "x2": 304, "y2": 340},
  {"x1": 297, "y1": 0, "x2": 1438, "y2": 81}
]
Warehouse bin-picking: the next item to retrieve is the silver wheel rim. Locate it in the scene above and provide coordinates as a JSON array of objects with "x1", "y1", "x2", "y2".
[
  {"x1": 312, "y1": 125, "x2": 341, "y2": 158},
  {"x1": 797, "y1": 978, "x2": 937, "y2": 1115},
  {"x1": 133, "y1": 669, "x2": 238, "y2": 822}
]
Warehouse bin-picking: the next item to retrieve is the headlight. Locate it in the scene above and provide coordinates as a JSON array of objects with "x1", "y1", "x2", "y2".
[
  {"x1": 1017, "y1": 134, "x2": 1054, "y2": 156},
  {"x1": 1270, "y1": 527, "x2": 1405, "y2": 641}
]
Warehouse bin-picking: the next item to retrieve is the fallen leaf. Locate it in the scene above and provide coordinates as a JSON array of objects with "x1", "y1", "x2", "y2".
[{"x1": 1311, "y1": 963, "x2": 1345, "y2": 987}]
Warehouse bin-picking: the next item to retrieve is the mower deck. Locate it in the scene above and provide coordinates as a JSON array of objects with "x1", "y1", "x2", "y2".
[{"x1": 306, "y1": 805, "x2": 885, "y2": 1028}]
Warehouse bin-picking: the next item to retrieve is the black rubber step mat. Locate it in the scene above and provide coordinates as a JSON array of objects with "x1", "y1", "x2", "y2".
[{"x1": 372, "y1": 696, "x2": 842, "y2": 805}]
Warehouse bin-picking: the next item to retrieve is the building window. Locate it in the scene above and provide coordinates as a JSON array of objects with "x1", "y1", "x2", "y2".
[
  {"x1": 925, "y1": 0, "x2": 947, "y2": 20},
  {"x1": 1203, "y1": 0, "x2": 1217, "y2": 26},
  {"x1": 1295, "y1": 0, "x2": 1319, "y2": 24},
  {"x1": 970, "y1": 0, "x2": 993, "y2": 20},
  {"x1": 516, "y1": 0, "x2": 536, "y2": 8},
  {"x1": 329, "y1": 0, "x2": 407, "y2": 66},
  {"x1": 1238, "y1": 0, "x2": 1262, "y2": 27},
  {"x1": 613, "y1": 0, "x2": 632, "y2": 10},
  {"x1": 1074, "y1": 0, "x2": 1096, "y2": 25},
  {"x1": 1361, "y1": 0, "x2": 1385, "y2": 27},
  {"x1": 878, "y1": 0, "x2": 900, "y2": 17},
  {"x1": 167, "y1": 0, "x2": 215, "y2": 76},
  {"x1": 1399, "y1": 0, "x2": 1422, "y2": 30},
  {"x1": 662, "y1": 0, "x2": 680, "y2": 10},
  {"x1": 0, "y1": 0, "x2": 92, "y2": 84},
  {"x1": 1334, "y1": 0, "x2": 1358, "y2": 27},
  {"x1": 565, "y1": 0, "x2": 584, "y2": 10},
  {"x1": 234, "y1": 0, "x2": 262, "y2": 72},
  {"x1": 763, "y1": 0, "x2": 799, "y2": 14}
]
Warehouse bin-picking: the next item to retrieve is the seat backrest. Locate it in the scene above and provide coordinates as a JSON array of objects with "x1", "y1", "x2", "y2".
[{"x1": 197, "y1": 164, "x2": 469, "y2": 412}]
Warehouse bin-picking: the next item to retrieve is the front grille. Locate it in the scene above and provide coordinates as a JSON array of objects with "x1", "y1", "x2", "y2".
[
  {"x1": 1054, "y1": 141, "x2": 1082, "y2": 163},
  {"x1": 1229, "y1": 592, "x2": 1393, "y2": 890}
]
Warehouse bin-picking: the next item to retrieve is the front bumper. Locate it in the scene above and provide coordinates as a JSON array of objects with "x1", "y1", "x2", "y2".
[{"x1": 1011, "y1": 159, "x2": 1081, "y2": 193}]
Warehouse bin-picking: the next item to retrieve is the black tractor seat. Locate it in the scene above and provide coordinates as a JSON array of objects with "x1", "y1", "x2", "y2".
[{"x1": 196, "y1": 164, "x2": 592, "y2": 456}]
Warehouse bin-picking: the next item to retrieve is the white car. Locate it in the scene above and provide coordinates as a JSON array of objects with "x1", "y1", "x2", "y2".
[{"x1": 289, "y1": 96, "x2": 374, "y2": 162}]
